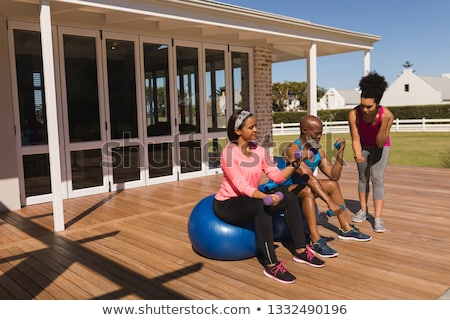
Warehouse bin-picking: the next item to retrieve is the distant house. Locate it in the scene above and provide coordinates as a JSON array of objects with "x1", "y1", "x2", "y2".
[
  {"x1": 318, "y1": 88, "x2": 360, "y2": 110},
  {"x1": 284, "y1": 92, "x2": 302, "y2": 111},
  {"x1": 284, "y1": 99, "x2": 301, "y2": 111},
  {"x1": 381, "y1": 68, "x2": 450, "y2": 106}
]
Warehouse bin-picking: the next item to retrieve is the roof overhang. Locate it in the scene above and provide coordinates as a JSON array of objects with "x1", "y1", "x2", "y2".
[{"x1": 3, "y1": 0, "x2": 381, "y2": 62}]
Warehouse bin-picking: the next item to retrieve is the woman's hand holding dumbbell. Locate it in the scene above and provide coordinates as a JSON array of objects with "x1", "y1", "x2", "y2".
[{"x1": 263, "y1": 191, "x2": 284, "y2": 206}]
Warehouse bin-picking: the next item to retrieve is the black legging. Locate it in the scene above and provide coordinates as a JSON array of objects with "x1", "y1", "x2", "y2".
[{"x1": 213, "y1": 188, "x2": 306, "y2": 266}]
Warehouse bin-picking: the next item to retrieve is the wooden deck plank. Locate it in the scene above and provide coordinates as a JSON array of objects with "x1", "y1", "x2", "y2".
[{"x1": 0, "y1": 164, "x2": 449, "y2": 300}]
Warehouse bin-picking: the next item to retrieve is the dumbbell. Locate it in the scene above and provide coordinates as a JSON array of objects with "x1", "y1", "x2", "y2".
[
  {"x1": 263, "y1": 191, "x2": 284, "y2": 206},
  {"x1": 327, "y1": 204, "x2": 346, "y2": 217},
  {"x1": 294, "y1": 149, "x2": 315, "y2": 159},
  {"x1": 334, "y1": 141, "x2": 341, "y2": 150},
  {"x1": 294, "y1": 149, "x2": 303, "y2": 159}
]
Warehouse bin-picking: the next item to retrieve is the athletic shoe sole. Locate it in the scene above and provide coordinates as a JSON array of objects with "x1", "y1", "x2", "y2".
[
  {"x1": 263, "y1": 270, "x2": 296, "y2": 284},
  {"x1": 311, "y1": 249, "x2": 339, "y2": 258},
  {"x1": 292, "y1": 256, "x2": 326, "y2": 268},
  {"x1": 337, "y1": 235, "x2": 372, "y2": 241}
]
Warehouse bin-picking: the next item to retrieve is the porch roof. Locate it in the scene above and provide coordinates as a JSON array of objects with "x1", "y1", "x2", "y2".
[{"x1": 5, "y1": 0, "x2": 380, "y2": 62}]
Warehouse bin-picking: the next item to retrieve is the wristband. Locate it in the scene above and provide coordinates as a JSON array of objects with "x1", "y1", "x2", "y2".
[{"x1": 289, "y1": 159, "x2": 301, "y2": 169}]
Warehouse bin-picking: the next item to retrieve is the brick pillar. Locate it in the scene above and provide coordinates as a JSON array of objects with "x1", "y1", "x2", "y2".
[{"x1": 253, "y1": 46, "x2": 273, "y2": 149}]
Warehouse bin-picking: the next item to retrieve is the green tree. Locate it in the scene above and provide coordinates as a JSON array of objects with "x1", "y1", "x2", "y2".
[
  {"x1": 272, "y1": 81, "x2": 326, "y2": 111},
  {"x1": 272, "y1": 82, "x2": 288, "y2": 112}
]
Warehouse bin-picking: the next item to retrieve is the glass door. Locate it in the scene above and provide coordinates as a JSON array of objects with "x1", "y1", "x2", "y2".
[
  {"x1": 141, "y1": 38, "x2": 176, "y2": 183},
  {"x1": 58, "y1": 28, "x2": 109, "y2": 197},
  {"x1": 203, "y1": 47, "x2": 252, "y2": 175},
  {"x1": 59, "y1": 29, "x2": 145, "y2": 197},
  {"x1": 231, "y1": 50, "x2": 251, "y2": 112},
  {"x1": 10, "y1": 23, "x2": 54, "y2": 205},
  {"x1": 174, "y1": 42, "x2": 204, "y2": 179},
  {"x1": 102, "y1": 32, "x2": 145, "y2": 191},
  {"x1": 205, "y1": 46, "x2": 227, "y2": 173}
]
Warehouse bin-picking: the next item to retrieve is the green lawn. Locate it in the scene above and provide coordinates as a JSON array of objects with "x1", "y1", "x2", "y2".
[{"x1": 272, "y1": 132, "x2": 450, "y2": 168}]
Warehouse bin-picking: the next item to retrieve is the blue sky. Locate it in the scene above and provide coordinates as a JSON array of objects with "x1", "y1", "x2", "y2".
[{"x1": 216, "y1": 0, "x2": 450, "y2": 90}]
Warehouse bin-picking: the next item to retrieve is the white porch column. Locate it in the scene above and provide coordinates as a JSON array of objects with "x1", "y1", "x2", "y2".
[
  {"x1": 306, "y1": 42, "x2": 317, "y2": 116},
  {"x1": 40, "y1": 0, "x2": 65, "y2": 231},
  {"x1": 364, "y1": 50, "x2": 371, "y2": 75}
]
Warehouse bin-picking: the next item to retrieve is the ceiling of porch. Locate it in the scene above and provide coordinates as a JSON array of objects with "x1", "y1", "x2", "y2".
[{"x1": 4, "y1": 0, "x2": 381, "y2": 62}]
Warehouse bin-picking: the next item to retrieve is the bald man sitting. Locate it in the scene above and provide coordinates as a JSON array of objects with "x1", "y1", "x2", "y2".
[{"x1": 262, "y1": 115, "x2": 371, "y2": 258}]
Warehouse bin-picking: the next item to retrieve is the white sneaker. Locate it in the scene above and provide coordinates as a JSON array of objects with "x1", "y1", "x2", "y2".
[
  {"x1": 374, "y1": 218, "x2": 385, "y2": 232},
  {"x1": 352, "y1": 209, "x2": 367, "y2": 223}
]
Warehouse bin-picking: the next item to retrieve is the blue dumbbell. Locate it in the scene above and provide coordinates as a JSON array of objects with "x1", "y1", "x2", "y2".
[
  {"x1": 327, "y1": 204, "x2": 346, "y2": 217},
  {"x1": 334, "y1": 141, "x2": 341, "y2": 150}
]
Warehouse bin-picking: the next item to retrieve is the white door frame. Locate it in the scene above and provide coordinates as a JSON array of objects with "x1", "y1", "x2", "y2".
[
  {"x1": 57, "y1": 26, "x2": 111, "y2": 198},
  {"x1": 172, "y1": 40, "x2": 206, "y2": 181},
  {"x1": 100, "y1": 31, "x2": 146, "y2": 192}
]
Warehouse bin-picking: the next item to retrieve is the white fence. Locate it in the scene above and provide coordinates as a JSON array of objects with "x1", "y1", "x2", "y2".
[{"x1": 273, "y1": 118, "x2": 450, "y2": 136}]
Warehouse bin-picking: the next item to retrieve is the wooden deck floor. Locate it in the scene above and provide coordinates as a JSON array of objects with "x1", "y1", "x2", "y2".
[{"x1": 1, "y1": 164, "x2": 449, "y2": 300}]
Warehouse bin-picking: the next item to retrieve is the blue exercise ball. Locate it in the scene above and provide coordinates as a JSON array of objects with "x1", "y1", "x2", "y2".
[
  {"x1": 272, "y1": 204, "x2": 319, "y2": 241},
  {"x1": 272, "y1": 212, "x2": 291, "y2": 241},
  {"x1": 188, "y1": 194, "x2": 257, "y2": 260},
  {"x1": 187, "y1": 194, "x2": 318, "y2": 260}
]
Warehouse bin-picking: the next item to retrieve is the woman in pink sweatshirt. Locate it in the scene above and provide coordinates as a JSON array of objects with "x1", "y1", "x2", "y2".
[{"x1": 213, "y1": 109, "x2": 324, "y2": 284}]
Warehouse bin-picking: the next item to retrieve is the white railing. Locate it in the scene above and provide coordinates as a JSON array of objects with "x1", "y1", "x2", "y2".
[{"x1": 273, "y1": 118, "x2": 450, "y2": 135}]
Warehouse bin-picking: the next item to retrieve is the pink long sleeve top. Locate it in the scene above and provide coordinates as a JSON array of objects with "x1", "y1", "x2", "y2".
[{"x1": 215, "y1": 142, "x2": 287, "y2": 201}]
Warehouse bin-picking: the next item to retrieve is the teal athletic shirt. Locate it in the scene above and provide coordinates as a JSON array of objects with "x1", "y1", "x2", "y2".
[{"x1": 259, "y1": 138, "x2": 321, "y2": 192}]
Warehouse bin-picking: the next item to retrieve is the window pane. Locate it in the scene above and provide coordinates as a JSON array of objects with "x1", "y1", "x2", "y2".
[
  {"x1": 64, "y1": 35, "x2": 101, "y2": 142},
  {"x1": 106, "y1": 39, "x2": 138, "y2": 139},
  {"x1": 207, "y1": 137, "x2": 226, "y2": 169},
  {"x1": 144, "y1": 43, "x2": 171, "y2": 137},
  {"x1": 148, "y1": 142, "x2": 173, "y2": 178},
  {"x1": 180, "y1": 140, "x2": 201, "y2": 173},
  {"x1": 71, "y1": 149, "x2": 103, "y2": 189},
  {"x1": 14, "y1": 29, "x2": 48, "y2": 146},
  {"x1": 176, "y1": 46, "x2": 200, "y2": 134},
  {"x1": 23, "y1": 154, "x2": 51, "y2": 196},
  {"x1": 206, "y1": 49, "x2": 226, "y2": 132},
  {"x1": 231, "y1": 51, "x2": 250, "y2": 111},
  {"x1": 112, "y1": 145, "x2": 140, "y2": 183},
  {"x1": 404, "y1": 84, "x2": 409, "y2": 92}
]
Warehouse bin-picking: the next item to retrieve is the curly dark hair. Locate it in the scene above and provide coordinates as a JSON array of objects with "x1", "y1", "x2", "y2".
[{"x1": 359, "y1": 71, "x2": 388, "y2": 105}]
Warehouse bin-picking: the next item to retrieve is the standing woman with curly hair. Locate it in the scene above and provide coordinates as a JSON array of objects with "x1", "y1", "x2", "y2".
[{"x1": 348, "y1": 72, "x2": 393, "y2": 232}]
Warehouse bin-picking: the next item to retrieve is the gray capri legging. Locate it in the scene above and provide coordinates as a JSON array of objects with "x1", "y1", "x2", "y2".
[{"x1": 357, "y1": 146, "x2": 390, "y2": 200}]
